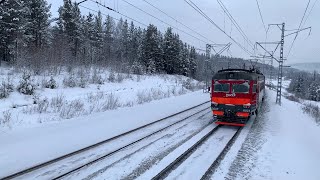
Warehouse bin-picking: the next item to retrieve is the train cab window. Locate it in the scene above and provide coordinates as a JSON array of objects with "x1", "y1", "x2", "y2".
[
  {"x1": 214, "y1": 83, "x2": 230, "y2": 92},
  {"x1": 232, "y1": 82, "x2": 249, "y2": 93},
  {"x1": 253, "y1": 84, "x2": 257, "y2": 93}
]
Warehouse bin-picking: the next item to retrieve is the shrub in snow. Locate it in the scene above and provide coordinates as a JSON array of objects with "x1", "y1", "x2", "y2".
[
  {"x1": 116, "y1": 73, "x2": 124, "y2": 83},
  {"x1": 108, "y1": 72, "x2": 116, "y2": 82},
  {"x1": 17, "y1": 73, "x2": 36, "y2": 95},
  {"x1": 285, "y1": 95, "x2": 301, "y2": 103},
  {"x1": 302, "y1": 103, "x2": 320, "y2": 123},
  {"x1": 78, "y1": 76, "x2": 88, "y2": 88},
  {"x1": 50, "y1": 94, "x2": 65, "y2": 113},
  {"x1": 1, "y1": 110, "x2": 12, "y2": 127},
  {"x1": 36, "y1": 98, "x2": 49, "y2": 113},
  {"x1": 63, "y1": 73, "x2": 77, "y2": 88},
  {"x1": 101, "y1": 93, "x2": 120, "y2": 111},
  {"x1": 60, "y1": 99, "x2": 85, "y2": 119},
  {"x1": 91, "y1": 69, "x2": 104, "y2": 85},
  {"x1": 182, "y1": 78, "x2": 193, "y2": 90},
  {"x1": 0, "y1": 78, "x2": 14, "y2": 99},
  {"x1": 137, "y1": 91, "x2": 152, "y2": 104},
  {"x1": 45, "y1": 76, "x2": 58, "y2": 89},
  {"x1": 124, "y1": 101, "x2": 134, "y2": 107}
]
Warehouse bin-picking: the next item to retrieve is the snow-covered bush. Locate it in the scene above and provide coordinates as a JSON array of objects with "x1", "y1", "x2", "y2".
[
  {"x1": 0, "y1": 78, "x2": 14, "y2": 99},
  {"x1": 78, "y1": 76, "x2": 88, "y2": 88},
  {"x1": 36, "y1": 98, "x2": 49, "y2": 113},
  {"x1": 108, "y1": 72, "x2": 116, "y2": 82},
  {"x1": 101, "y1": 93, "x2": 120, "y2": 111},
  {"x1": 116, "y1": 73, "x2": 124, "y2": 83},
  {"x1": 91, "y1": 69, "x2": 104, "y2": 84},
  {"x1": 63, "y1": 73, "x2": 77, "y2": 88},
  {"x1": 137, "y1": 91, "x2": 153, "y2": 104},
  {"x1": 45, "y1": 76, "x2": 58, "y2": 89},
  {"x1": 60, "y1": 99, "x2": 85, "y2": 119},
  {"x1": 182, "y1": 78, "x2": 202, "y2": 91},
  {"x1": 302, "y1": 103, "x2": 320, "y2": 123},
  {"x1": 17, "y1": 73, "x2": 36, "y2": 95},
  {"x1": 1, "y1": 110, "x2": 12, "y2": 127},
  {"x1": 50, "y1": 94, "x2": 65, "y2": 113},
  {"x1": 285, "y1": 95, "x2": 301, "y2": 103}
]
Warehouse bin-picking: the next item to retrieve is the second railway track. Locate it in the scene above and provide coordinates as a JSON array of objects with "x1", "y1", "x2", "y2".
[{"x1": 1, "y1": 101, "x2": 210, "y2": 180}]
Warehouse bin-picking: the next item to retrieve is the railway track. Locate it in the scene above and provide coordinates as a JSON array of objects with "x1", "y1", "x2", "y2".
[
  {"x1": 1, "y1": 101, "x2": 210, "y2": 180},
  {"x1": 145, "y1": 125, "x2": 243, "y2": 180}
]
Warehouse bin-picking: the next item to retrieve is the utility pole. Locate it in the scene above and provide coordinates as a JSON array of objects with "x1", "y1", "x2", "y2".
[
  {"x1": 204, "y1": 43, "x2": 232, "y2": 93},
  {"x1": 256, "y1": 23, "x2": 311, "y2": 105},
  {"x1": 204, "y1": 44, "x2": 211, "y2": 92},
  {"x1": 276, "y1": 23, "x2": 285, "y2": 105}
]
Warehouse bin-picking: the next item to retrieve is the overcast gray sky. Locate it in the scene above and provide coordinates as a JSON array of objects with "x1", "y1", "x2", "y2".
[{"x1": 48, "y1": 0, "x2": 320, "y2": 64}]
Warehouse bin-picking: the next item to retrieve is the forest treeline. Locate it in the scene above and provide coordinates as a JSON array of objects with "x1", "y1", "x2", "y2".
[{"x1": 0, "y1": 0, "x2": 271, "y2": 80}]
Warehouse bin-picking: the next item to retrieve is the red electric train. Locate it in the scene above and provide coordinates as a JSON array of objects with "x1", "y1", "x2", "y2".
[{"x1": 210, "y1": 68, "x2": 265, "y2": 126}]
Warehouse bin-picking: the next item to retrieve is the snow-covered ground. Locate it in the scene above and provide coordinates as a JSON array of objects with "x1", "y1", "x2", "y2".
[
  {"x1": 0, "y1": 66, "x2": 202, "y2": 130},
  {"x1": 0, "y1": 90, "x2": 209, "y2": 178},
  {"x1": 218, "y1": 88, "x2": 320, "y2": 180}
]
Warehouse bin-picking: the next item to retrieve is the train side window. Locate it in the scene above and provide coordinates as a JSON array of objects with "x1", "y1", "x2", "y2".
[
  {"x1": 214, "y1": 83, "x2": 230, "y2": 92},
  {"x1": 253, "y1": 84, "x2": 257, "y2": 93}
]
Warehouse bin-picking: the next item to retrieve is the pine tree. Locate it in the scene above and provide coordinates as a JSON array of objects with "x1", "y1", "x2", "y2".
[
  {"x1": 132, "y1": 27, "x2": 145, "y2": 74},
  {"x1": 121, "y1": 20, "x2": 129, "y2": 63},
  {"x1": 57, "y1": 0, "x2": 82, "y2": 59},
  {"x1": 142, "y1": 24, "x2": 161, "y2": 74},
  {"x1": 25, "y1": 0, "x2": 51, "y2": 49},
  {"x1": 114, "y1": 18, "x2": 123, "y2": 64},
  {"x1": 308, "y1": 82, "x2": 319, "y2": 101},
  {"x1": 128, "y1": 22, "x2": 138, "y2": 66},
  {"x1": 163, "y1": 27, "x2": 175, "y2": 74},
  {"x1": 93, "y1": 11, "x2": 103, "y2": 62},
  {"x1": 0, "y1": 0, "x2": 28, "y2": 62},
  {"x1": 103, "y1": 15, "x2": 115, "y2": 63},
  {"x1": 172, "y1": 33, "x2": 181, "y2": 74},
  {"x1": 189, "y1": 46, "x2": 197, "y2": 78}
]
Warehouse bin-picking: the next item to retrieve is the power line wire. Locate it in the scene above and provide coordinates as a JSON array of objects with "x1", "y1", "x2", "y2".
[
  {"x1": 141, "y1": 0, "x2": 216, "y2": 44},
  {"x1": 287, "y1": 0, "x2": 311, "y2": 57},
  {"x1": 118, "y1": 0, "x2": 210, "y2": 45},
  {"x1": 88, "y1": 0, "x2": 148, "y2": 27},
  {"x1": 255, "y1": 0, "x2": 267, "y2": 33},
  {"x1": 302, "y1": 0, "x2": 319, "y2": 27},
  {"x1": 217, "y1": 0, "x2": 254, "y2": 48},
  {"x1": 184, "y1": 0, "x2": 253, "y2": 56}
]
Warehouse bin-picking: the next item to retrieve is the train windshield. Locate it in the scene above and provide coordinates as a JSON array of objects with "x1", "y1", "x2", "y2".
[
  {"x1": 232, "y1": 82, "x2": 249, "y2": 93},
  {"x1": 214, "y1": 82, "x2": 230, "y2": 92}
]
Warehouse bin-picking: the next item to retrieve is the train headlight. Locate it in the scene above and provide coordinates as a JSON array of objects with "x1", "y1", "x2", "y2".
[
  {"x1": 243, "y1": 104, "x2": 251, "y2": 109},
  {"x1": 212, "y1": 102, "x2": 218, "y2": 106}
]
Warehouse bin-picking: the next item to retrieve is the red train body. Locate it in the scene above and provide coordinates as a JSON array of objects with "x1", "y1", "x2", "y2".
[{"x1": 210, "y1": 69, "x2": 265, "y2": 126}]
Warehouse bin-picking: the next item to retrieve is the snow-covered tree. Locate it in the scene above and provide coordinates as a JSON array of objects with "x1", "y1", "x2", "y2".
[
  {"x1": 0, "y1": 0, "x2": 28, "y2": 62},
  {"x1": 142, "y1": 24, "x2": 161, "y2": 74},
  {"x1": 103, "y1": 15, "x2": 115, "y2": 62},
  {"x1": 57, "y1": 0, "x2": 82, "y2": 59},
  {"x1": 163, "y1": 27, "x2": 176, "y2": 74},
  {"x1": 25, "y1": 0, "x2": 51, "y2": 48}
]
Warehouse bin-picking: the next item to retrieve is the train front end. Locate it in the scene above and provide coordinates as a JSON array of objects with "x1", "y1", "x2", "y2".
[{"x1": 211, "y1": 69, "x2": 261, "y2": 127}]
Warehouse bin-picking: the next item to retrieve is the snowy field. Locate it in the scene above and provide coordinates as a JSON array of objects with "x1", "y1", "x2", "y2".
[{"x1": 0, "y1": 66, "x2": 203, "y2": 131}]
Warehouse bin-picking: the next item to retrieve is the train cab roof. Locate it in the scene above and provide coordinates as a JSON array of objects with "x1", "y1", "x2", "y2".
[{"x1": 212, "y1": 68, "x2": 264, "y2": 81}]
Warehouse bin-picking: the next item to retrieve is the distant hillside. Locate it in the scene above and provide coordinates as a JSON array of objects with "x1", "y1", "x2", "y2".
[{"x1": 290, "y1": 63, "x2": 320, "y2": 73}]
